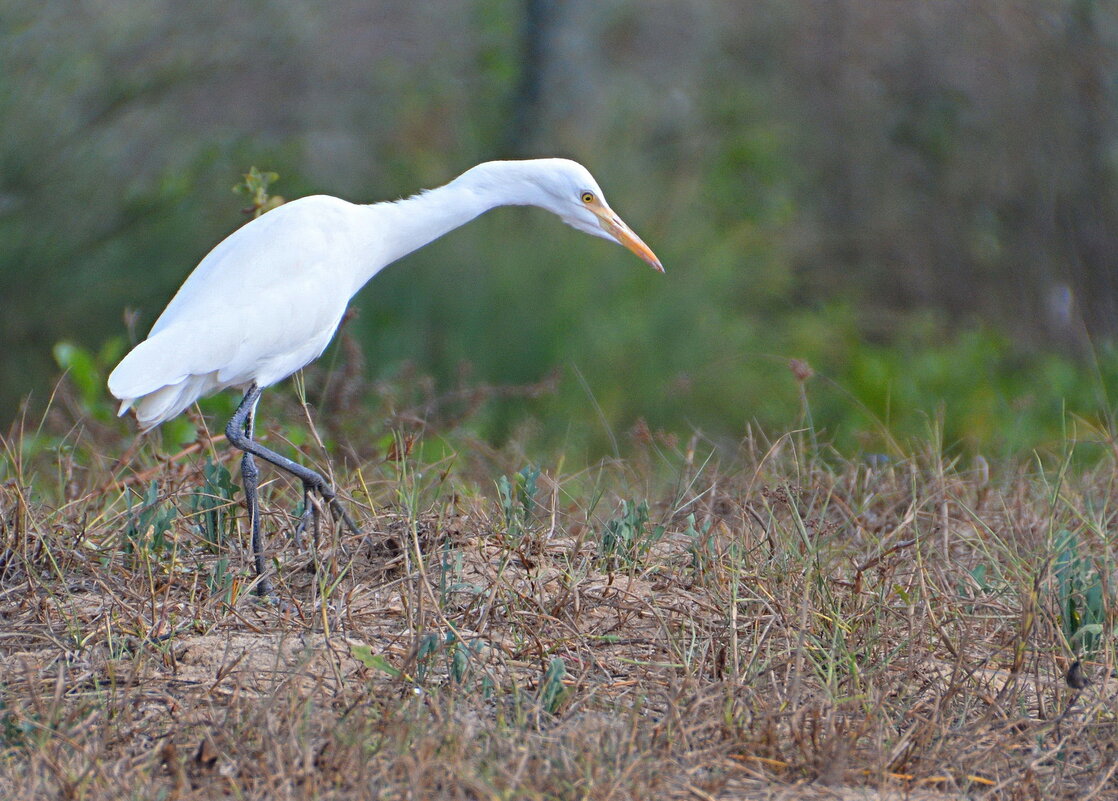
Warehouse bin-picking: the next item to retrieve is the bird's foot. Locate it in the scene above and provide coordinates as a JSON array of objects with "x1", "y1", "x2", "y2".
[
  {"x1": 253, "y1": 584, "x2": 298, "y2": 617},
  {"x1": 292, "y1": 485, "x2": 321, "y2": 549},
  {"x1": 304, "y1": 478, "x2": 362, "y2": 537},
  {"x1": 254, "y1": 573, "x2": 275, "y2": 599},
  {"x1": 293, "y1": 481, "x2": 361, "y2": 549}
]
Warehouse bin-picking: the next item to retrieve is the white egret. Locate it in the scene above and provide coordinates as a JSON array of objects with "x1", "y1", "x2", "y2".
[{"x1": 108, "y1": 158, "x2": 662, "y2": 595}]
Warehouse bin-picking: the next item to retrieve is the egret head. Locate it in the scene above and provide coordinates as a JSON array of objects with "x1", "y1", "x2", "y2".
[{"x1": 527, "y1": 158, "x2": 664, "y2": 272}]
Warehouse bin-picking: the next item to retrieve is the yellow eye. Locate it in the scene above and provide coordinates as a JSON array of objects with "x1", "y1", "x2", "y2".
[{"x1": 580, "y1": 191, "x2": 595, "y2": 204}]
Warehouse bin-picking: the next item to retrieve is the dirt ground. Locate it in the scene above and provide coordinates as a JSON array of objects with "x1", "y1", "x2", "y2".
[{"x1": 2, "y1": 438, "x2": 1116, "y2": 799}]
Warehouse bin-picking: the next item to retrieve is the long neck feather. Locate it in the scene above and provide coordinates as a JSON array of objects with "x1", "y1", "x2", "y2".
[{"x1": 356, "y1": 161, "x2": 544, "y2": 288}]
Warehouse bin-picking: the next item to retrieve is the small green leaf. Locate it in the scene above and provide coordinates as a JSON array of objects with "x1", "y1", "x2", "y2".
[
  {"x1": 1071, "y1": 624, "x2": 1104, "y2": 645},
  {"x1": 351, "y1": 645, "x2": 401, "y2": 678},
  {"x1": 538, "y1": 657, "x2": 568, "y2": 714},
  {"x1": 452, "y1": 647, "x2": 469, "y2": 683}
]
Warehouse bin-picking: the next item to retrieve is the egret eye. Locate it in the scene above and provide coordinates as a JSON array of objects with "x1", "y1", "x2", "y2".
[{"x1": 580, "y1": 191, "x2": 595, "y2": 204}]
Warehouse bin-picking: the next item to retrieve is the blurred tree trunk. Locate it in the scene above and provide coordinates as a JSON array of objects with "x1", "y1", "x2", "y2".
[
  {"x1": 810, "y1": 1, "x2": 858, "y2": 268},
  {"x1": 505, "y1": 0, "x2": 556, "y2": 156},
  {"x1": 1059, "y1": 0, "x2": 1118, "y2": 338}
]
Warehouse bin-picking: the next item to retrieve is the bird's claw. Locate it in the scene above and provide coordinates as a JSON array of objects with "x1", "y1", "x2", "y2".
[
  {"x1": 293, "y1": 482, "x2": 360, "y2": 546},
  {"x1": 293, "y1": 486, "x2": 322, "y2": 549}
]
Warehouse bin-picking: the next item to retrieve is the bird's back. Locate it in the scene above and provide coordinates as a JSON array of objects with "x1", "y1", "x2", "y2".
[{"x1": 108, "y1": 195, "x2": 372, "y2": 429}]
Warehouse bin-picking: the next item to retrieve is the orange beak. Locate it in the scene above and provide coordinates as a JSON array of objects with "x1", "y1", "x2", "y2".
[{"x1": 592, "y1": 204, "x2": 664, "y2": 273}]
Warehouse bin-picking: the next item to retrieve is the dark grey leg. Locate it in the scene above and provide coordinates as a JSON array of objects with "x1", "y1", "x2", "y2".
[
  {"x1": 238, "y1": 397, "x2": 273, "y2": 597},
  {"x1": 292, "y1": 483, "x2": 324, "y2": 550},
  {"x1": 226, "y1": 384, "x2": 359, "y2": 595},
  {"x1": 291, "y1": 484, "x2": 312, "y2": 550}
]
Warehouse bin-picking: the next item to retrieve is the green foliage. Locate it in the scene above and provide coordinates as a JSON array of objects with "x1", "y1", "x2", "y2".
[
  {"x1": 414, "y1": 633, "x2": 442, "y2": 682},
  {"x1": 1053, "y1": 530, "x2": 1109, "y2": 659},
  {"x1": 449, "y1": 635, "x2": 471, "y2": 684},
  {"x1": 957, "y1": 563, "x2": 995, "y2": 600},
  {"x1": 352, "y1": 635, "x2": 477, "y2": 688},
  {"x1": 122, "y1": 481, "x2": 177, "y2": 565},
  {"x1": 441, "y1": 631, "x2": 483, "y2": 686},
  {"x1": 351, "y1": 644, "x2": 404, "y2": 680},
  {"x1": 52, "y1": 340, "x2": 125, "y2": 422},
  {"x1": 188, "y1": 459, "x2": 237, "y2": 552},
  {"x1": 496, "y1": 465, "x2": 540, "y2": 540},
  {"x1": 599, "y1": 500, "x2": 664, "y2": 571},
  {"x1": 184, "y1": 459, "x2": 239, "y2": 601},
  {"x1": 772, "y1": 311, "x2": 1118, "y2": 457},
  {"x1": 685, "y1": 513, "x2": 717, "y2": 576},
  {"x1": 206, "y1": 556, "x2": 235, "y2": 605},
  {"x1": 537, "y1": 657, "x2": 567, "y2": 715},
  {"x1": 50, "y1": 335, "x2": 234, "y2": 450},
  {"x1": 351, "y1": 644, "x2": 404, "y2": 675},
  {"x1": 233, "y1": 167, "x2": 284, "y2": 218}
]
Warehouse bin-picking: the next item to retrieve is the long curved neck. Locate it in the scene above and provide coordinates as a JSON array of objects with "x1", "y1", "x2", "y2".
[{"x1": 359, "y1": 161, "x2": 545, "y2": 287}]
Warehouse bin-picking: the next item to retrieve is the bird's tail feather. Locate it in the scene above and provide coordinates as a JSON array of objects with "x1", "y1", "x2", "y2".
[{"x1": 117, "y1": 375, "x2": 218, "y2": 431}]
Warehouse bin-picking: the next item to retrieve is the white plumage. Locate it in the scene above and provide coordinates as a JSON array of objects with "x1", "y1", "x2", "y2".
[
  {"x1": 107, "y1": 158, "x2": 662, "y2": 596},
  {"x1": 108, "y1": 159, "x2": 661, "y2": 426}
]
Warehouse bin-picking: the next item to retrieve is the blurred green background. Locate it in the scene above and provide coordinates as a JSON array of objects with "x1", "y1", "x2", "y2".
[{"x1": 4, "y1": 0, "x2": 1118, "y2": 457}]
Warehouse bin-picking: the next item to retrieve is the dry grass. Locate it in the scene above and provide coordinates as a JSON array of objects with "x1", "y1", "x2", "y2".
[{"x1": 1, "y1": 410, "x2": 1117, "y2": 800}]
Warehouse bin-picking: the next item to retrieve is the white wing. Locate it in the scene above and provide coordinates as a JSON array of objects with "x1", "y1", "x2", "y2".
[{"x1": 108, "y1": 195, "x2": 369, "y2": 427}]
